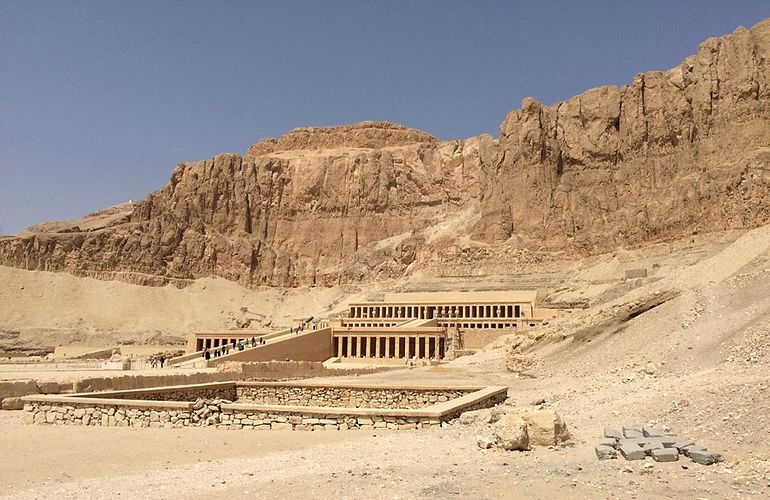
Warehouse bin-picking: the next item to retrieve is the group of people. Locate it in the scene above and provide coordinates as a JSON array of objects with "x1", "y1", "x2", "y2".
[
  {"x1": 149, "y1": 355, "x2": 166, "y2": 368},
  {"x1": 202, "y1": 336, "x2": 265, "y2": 360},
  {"x1": 290, "y1": 319, "x2": 317, "y2": 334}
]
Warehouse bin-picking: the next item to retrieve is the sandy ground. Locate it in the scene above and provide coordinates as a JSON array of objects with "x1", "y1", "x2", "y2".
[
  {"x1": 2, "y1": 227, "x2": 770, "y2": 498},
  {"x1": 1, "y1": 407, "x2": 763, "y2": 500}
]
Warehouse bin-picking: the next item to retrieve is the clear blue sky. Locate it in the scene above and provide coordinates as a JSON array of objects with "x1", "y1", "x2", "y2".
[{"x1": 1, "y1": 2, "x2": 767, "y2": 234}]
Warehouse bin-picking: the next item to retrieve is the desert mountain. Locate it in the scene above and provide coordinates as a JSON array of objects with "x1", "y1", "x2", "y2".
[{"x1": 1, "y1": 20, "x2": 768, "y2": 288}]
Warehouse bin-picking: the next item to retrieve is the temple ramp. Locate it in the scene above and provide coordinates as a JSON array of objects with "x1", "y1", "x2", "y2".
[{"x1": 205, "y1": 327, "x2": 334, "y2": 367}]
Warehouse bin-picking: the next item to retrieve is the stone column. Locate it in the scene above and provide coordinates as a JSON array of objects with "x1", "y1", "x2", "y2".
[
  {"x1": 375, "y1": 336, "x2": 381, "y2": 358},
  {"x1": 405, "y1": 336, "x2": 412, "y2": 359},
  {"x1": 395, "y1": 336, "x2": 401, "y2": 358},
  {"x1": 337, "y1": 337, "x2": 343, "y2": 357},
  {"x1": 385, "y1": 336, "x2": 391, "y2": 358}
]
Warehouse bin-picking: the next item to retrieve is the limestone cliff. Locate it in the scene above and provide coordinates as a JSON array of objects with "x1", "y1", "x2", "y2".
[{"x1": 1, "y1": 20, "x2": 769, "y2": 287}]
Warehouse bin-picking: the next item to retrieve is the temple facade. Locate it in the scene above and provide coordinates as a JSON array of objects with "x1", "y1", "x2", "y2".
[{"x1": 181, "y1": 290, "x2": 554, "y2": 366}]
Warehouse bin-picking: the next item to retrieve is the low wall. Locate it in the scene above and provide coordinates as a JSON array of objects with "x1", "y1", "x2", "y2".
[
  {"x1": 21, "y1": 382, "x2": 507, "y2": 431},
  {"x1": 235, "y1": 361, "x2": 392, "y2": 380},
  {"x1": 73, "y1": 371, "x2": 236, "y2": 393},
  {"x1": 236, "y1": 384, "x2": 471, "y2": 409},
  {"x1": 77, "y1": 382, "x2": 237, "y2": 402}
]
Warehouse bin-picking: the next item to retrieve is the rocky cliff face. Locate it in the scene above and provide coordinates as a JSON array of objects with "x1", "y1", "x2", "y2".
[{"x1": 1, "y1": 20, "x2": 769, "y2": 287}]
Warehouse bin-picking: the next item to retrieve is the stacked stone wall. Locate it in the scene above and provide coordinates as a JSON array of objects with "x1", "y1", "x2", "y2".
[
  {"x1": 22, "y1": 400, "x2": 441, "y2": 430},
  {"x1": 236, "y1": 386, "x2": 471, "y2": 409},
  {"x1": 80, "y1": 385, "x2": 236, "y2": 402}
]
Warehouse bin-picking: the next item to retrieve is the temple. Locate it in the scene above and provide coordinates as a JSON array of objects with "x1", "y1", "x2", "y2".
[{"x1": 178, "y1": 290, "x2": 555, "y2": 366}]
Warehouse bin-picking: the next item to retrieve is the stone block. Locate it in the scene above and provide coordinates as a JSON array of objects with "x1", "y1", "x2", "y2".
[
  {"x1": 595, "y1": 444, "x2": 618, "y2": 460},
  {"x1": 271, "y1": 422, "x2": 293, "y2": 431},
  {"x1": 642, "y1": 440, "x2": 665, "y2": 455},
  {"x1": 597, "y1": 437, "x2": 617, "y2": 447},
  {"x1": 642, "y1": 426, "x2": 663, "y2": 437},
  {"x1": 672, "y1": 440, "x2": 695, "y2": 452},
  {"x1": 622, "y1": 426, "x2": 643, "y2": 438},
  {"x1": 651, "y1": 448, "x2": 678, "y2": 462},
  {"x1": 688, "y1": 449, "x2": 723, "y2": 465},
  {"x1": 619, "y1": 443, "x2": 645, "y2": 460},
  {"x1": 603, "y1": 427, "x2": 623, "y2": 439}
]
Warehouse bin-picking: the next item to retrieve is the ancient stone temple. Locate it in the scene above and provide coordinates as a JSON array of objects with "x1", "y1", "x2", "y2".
[
  {"x1": 179, "y1": 290, "x2": 554, "y2": 366},
  {"x1": 330, "y1": 291, "x2": 552, "y2": 361}
]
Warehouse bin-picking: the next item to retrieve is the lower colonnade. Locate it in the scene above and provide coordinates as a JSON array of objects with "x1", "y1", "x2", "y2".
[{"x1": 333, "y1": 334, "x2": 445, "y2": 360}]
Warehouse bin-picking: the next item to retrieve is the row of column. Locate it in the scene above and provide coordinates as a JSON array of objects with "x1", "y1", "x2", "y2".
[
  {"x1": 349, "y1": 304, "x2": 524, "y2": 320},
  {"x1": 196, "y1": 337, "x2": 252, "y2": 351},
  {"x1": 335, "y1": 335, "x2": 444, "y2": 360}
]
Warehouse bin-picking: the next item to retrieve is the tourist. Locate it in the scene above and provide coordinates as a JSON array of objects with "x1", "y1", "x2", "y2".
[
  {"x1": 159, "y1": 355, "x2": 165, "y2": 367},
  {"x1": 251, "y1": 336, "x2": 256, "y2": 346},
  {"x1": 203, "y1": 347, "x2": 210, "y2": 360}
]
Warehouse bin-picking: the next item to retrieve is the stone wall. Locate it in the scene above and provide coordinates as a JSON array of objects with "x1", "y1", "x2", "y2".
[
  {"x1": 78, "y1": 385, "x2": 236, "y2": 402},
  {"x1": 234, "y1": 360, "x2": 392, "y2": 380},
  {"x1": 235, "y1": 385, "x2": 472, "y2": 409},
  {"x1": 22, "y1": 399, "x2": 441, "y2": 430}
]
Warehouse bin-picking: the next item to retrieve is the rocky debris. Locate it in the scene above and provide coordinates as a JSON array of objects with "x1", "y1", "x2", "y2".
[
  {"x1": 462, "y1": 406, "x2": 570, "y2": 452},
  {"x1": 493, "y1": 414, "x2": 530, "y2": 451},
  {"x1": 596, "y1": 425, "x2": 724, "y2": 466},
  {"x1": 2, "y1": 20, "x2": 769, "y2": 288},
  {"x1": 476, "y1": 435, "x2": 495, "y2": 449}
]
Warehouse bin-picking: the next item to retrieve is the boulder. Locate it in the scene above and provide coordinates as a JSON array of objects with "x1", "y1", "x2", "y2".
[
  {"x1": 493, "y1": 414, "x2": 530, "y2": 451},
  {"x1": 522, "y1": 410, "x2": 570, "y2": 446}
]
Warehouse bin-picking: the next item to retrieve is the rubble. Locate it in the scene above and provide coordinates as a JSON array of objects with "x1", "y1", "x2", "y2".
[{"x1": 596, "y1": 425, "x2": 724, "y2": 466}]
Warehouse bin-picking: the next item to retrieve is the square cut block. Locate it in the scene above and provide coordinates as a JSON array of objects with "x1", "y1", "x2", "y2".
[
  {"x1": 622, "y1": 426, "x2": 643, "y2": 439},
  {"x1": 688, "y1": 449, "x2": 724, "y2": 465},
  {"x1": 597, "y1": 437, "x2": 617, "y2": 447},
  {"x1": 603, "y1": 427, "x2": 623, "y2": 439},
  {"x1": 642, "y1": 440, "x2": 665, "y2": 455},
  {"x1": 642, "y1": 426, "x2": 664, "y2": 438},
  {"x1": 672, "y1": 440, "x2": 695, "y2": 452},
  {"x1": 619, "y1": 443, "x2": 646, "y2": 460},
  {"x1": 595, "y1": 444, "x2": 617, "y2": 460},
  {"x1": 651, "y1": 448, "x2": 679, "y2": 462}
]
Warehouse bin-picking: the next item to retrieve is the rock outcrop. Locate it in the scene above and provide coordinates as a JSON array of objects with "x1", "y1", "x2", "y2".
[{"x1": 1, "y1": 20, "x2": 769, "y2": 287}]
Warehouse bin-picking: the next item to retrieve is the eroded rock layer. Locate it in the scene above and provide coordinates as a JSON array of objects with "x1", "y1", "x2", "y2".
[{"x1": 1, "y1": 20, "x2": 769, "y2": 287}]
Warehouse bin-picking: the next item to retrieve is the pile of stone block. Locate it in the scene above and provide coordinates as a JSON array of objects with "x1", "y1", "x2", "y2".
[{"x1": 595, "y1": 425, "x2": 723, "y2": 465}]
